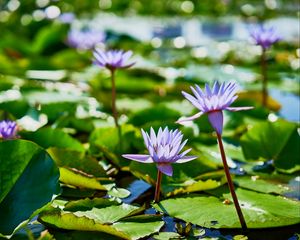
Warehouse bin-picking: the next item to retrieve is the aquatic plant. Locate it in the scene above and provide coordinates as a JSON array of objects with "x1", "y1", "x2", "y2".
[
  {"x1": 0, "y1": 120, "x2": 18, "y2": 139},
  {"x1": 250, "y1": 25, "x2": 281, "y2": 106},
  {"x1": 123, "y1": 127, "x2": 196, "y2": 202},
  {"x1": 177, "y1": 81, "x2": 253, "y2": 231}
]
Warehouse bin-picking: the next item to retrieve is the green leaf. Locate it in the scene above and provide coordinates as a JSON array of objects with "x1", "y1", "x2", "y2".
[
  {"x1": 0, "y1": 139, "x2": 60, "y2": 235},
  {"x1": 73, "y1": 205, "x2": 141, "y2": 224},
  {"x1": 128, "y1": 105, "x2": 181, "y2": 127},
  {"x1": 89, "y1": 124, "x2": 141, "y2": 167},
  {"x1": 165, "y1": 179, "x2": 221, "y2": 197},
  {"x1": 21, "y1": 127, "x2": 85, "y2": 152},
  {"x1": 154, "y1": 188, "x2": 300, "y2": 228},
  {"x1": 153, "y1": 232, "x2": 181, "y2": 240},
  {"x1": 39, "y1": 208, "x2": 130, "y2": 239},
  {"x1": 59, "y1": 167, "x2": 106, "y2": 191},
  {"x1": 113, "y1": 215, "x2": 164, "y2": 240},
  {"x1": 62, "y1": 198, "x2": 143, "y2": 224},
  {"x1": 64, "y1": 198, "x2": 119, "y2": 211},
  {"x1": 48, "y1": 147, "x2": 107, "y2": 177},
  {"x1": 39, "y1": 206, "x2": 164, "y2": 240},
  {"x1": 31, "y1": 24, "x2": 67, "y2": 54},
  {"x1": 240, "y1": 119, "x2": 300, "y2": 173},
  {"x1": 22, "y1": 91, "x2": 86, "y2": 121},
  {"x1": 234, "y1": 176, "x2": 290, "y2": 195}
]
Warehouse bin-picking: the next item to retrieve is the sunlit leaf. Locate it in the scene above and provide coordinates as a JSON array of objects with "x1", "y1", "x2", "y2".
[
  {"x1": 59, "y1": 167, "x2": 106, "y2": 190},
  {"x1": 154, "y1": 188, "x2": 300, "y2": 228}
]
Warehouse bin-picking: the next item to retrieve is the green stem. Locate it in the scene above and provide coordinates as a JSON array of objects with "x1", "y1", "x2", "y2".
[
  {"x1": 216, "y1": 133, "x2": 248, "y2": 232},
  {"x1": 261, "y1": 48, "x2": 268, "y2": 107},
  {"x1": 154, "y1": 169, "x2": 162, "y2": 203},
  {"x1": 110, "y1": 69, "x2": 119, "y2": 129},
  {"x1": 110, "y1": 69, "x2": 123, "y2": 152}
]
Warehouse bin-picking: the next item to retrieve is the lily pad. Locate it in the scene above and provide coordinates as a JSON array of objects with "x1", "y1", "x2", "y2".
[
  {"x1": 154, "y1": 188, "x2": 300, "y2": 228},
  {"x1": 234, "y1": 176, "x2": 290, "y2": 195},
  {"x1": 48, "y1": 147, "x2": 107, "y2": 177},
  {"x1": 21, "y1": 127, "x2": 85, "y2": 152},
  {"x1": 39, "y1": 202, "x2": 164, "y2": 240},
  {"x1": 0, "y1": 139, "x2": 60, "y2": 236},
  {"x1": 59, "y1": 167, "x2": 107, "y2": 191},
  {"x1": 240, "y1": 119, "x2": 300, "y2": 173}
]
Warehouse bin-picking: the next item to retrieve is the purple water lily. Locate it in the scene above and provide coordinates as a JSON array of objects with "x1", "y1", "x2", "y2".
[
  {"x1": 0, "y1": 120, "x2": 17, "y2": 139},
  {"x1": 250, "y1": 25, "x2": 281, "y2": 50},
  {"x1": 67, "y1": 28, "x2": 105, "y2": 50},
  {"x1": 93, "y1": 49, "x2": 135, "y2": 71},
  {"x1": 177, "y1": 81, "x2": 250, "y2": 230},
  {"x1": 250, "y1": 25, "x2": 281, "y2": 106},
  {"x1": 93, "y1": 49, "x2": 135, "y2": 132},
  {"x1": 123, "y1": 127, "x2": 196, "y2": 177},
  {"x1": 177, "y1": 81, "x2": 253, "y2": 134}
]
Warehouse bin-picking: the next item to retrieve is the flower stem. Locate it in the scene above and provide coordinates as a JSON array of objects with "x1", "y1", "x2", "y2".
[
  {"x1": 216, "y1": 133, "x2": 247, "y2": 231},
  {"x1": 110, "y1": 69, "x2": 122, "y2": 152},
  {"x1": 261, "y1": 48, "x2": 268, "y2": 107},
  {"x1": 110, "y1": 69, "x2": 119, "y2": 129},
  {"x1": 154, "y1": 169, "x2": 162, "y2": 203}
]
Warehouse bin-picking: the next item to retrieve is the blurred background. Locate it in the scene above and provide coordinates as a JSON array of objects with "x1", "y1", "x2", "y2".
[{"x1": 0, "y1": 0, "x2": 299, "y2": 130}]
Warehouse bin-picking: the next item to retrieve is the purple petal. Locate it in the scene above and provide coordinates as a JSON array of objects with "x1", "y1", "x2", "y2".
[
  {"x1": 207, "y1": 111, "x2": 223, "y2": 134},
  {"x1": 226, "y1": 106, "x2": 254, "y2": 111},
  {"x1": 141, "y1": 129, "x2": 149, "y2": 147},
  {"x1": 157, "y1": 164, "x2": 173, "y2": 176},
  {"x1": 122, "y1": 154, "x2": 153, "y2": 163},
  {"x1": 179, "y1": 148, "x2": 192, "y2": 157},
  {"x1": 176, "y1": 112, "x2": 203, "y2": 124},
  {"x1": 150, "y1": 127, "x2": 156, "y2": 145},
  {"x1": 182, "y1": 91, "x2": 204, "y2": 111},
  {"x1": 176, "y1": 155, "x2": 198, "y2": 163}
]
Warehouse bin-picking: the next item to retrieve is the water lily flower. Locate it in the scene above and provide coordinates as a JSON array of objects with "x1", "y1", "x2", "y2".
[
  {"x1": 67, "y1": 28, "x2": 105, "y2": 50},
  {"x1": 249, "y1": 25, "x2": 281, "y2": 106},
  {"x1": 93, "y1": 49, "x2": 135, "y2": 131},
  {"x1": 93, "y1": 49, "x2": 135, "y2": 71},
  {"x1": 0, "y1": 120, "x2": 17, "y2": 139},
  {"x1": 177, "y1": 81, "x2": 253, "y2": 134},
  {"x1": 249, "y1": 25, "x2": 281, "y2": 50},
  {"x1": 123, "y1": 127, "x2": 197, "y2": 176},
  {"x1": 177, "y1": 81, "x2": 251, "y2": 230}
]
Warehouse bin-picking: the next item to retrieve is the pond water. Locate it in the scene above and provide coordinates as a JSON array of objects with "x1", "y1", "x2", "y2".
[
  {"x1": 270, "y1": 89, "x2": 300, "y2": 122},
  {"x1": 85, "y1": 14, "x2": 299, "y2": 44}
]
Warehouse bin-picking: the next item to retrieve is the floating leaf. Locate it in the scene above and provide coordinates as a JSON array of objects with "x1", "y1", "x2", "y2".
[
  {"x1": 234, "y1": 176, "x2": 290, "y2": 195},
  {"x1": 39, "y1": 205, "x2": 163, "y2": 240},
  {"x1": 21, "y1": 127, "x2": 85, "y2": 152},
  {"x1": 154, "y1": 188, "x2": 300, "y2": 228},
  {"x1": 59, "y1": 168, "x2": 106, "y2": 190},
  {"x1": 0, "y1": 139, "x2": 60, "y2": 236},
  {"x1": 48, "y1": 147, "x2": 107, "y2": 177},
  {"x1": 39, "y1": 208, "x2": 130, "y2": 239},
  {"x1": 165, "y1": 179, "x2": 221, "y2": 197},
  {"x1": 240, "y1": 119, "x2": 300, "y2": 173}
]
